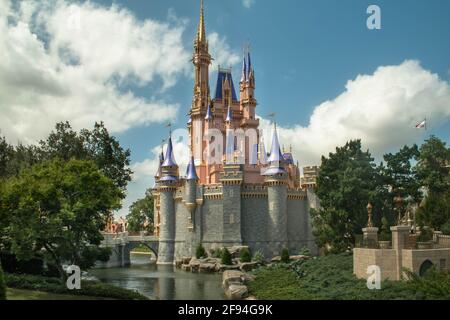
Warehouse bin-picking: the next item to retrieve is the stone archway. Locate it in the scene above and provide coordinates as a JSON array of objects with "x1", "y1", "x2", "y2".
[
  {"x1": 419, "y1": 259, "x2": 433, "y2": 276},
  {"x1": 127, "y1": 241, "x2": 159, "y2": 262}
]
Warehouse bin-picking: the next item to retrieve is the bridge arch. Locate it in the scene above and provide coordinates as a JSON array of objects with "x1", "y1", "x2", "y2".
[
  {"x1": 419, "y1": 259, "x2": 433, "y2": 276},
  {"x1": 127, "y1": 241, "x2": 159, "y2": 258}
]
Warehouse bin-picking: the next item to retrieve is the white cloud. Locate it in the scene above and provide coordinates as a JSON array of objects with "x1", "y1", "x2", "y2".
[
  {"x1": 207, "y1": 32, "x2": 240, "y2": 72},
  {"x1": 242, "y1": 0, "x2": 255, "y2": 9},
  {"x1": 264, "y1": 60, "x2": 450, "y2": 167},
  {"x1": 0, "y1": 0, "x2": 191, "y2": 144}
]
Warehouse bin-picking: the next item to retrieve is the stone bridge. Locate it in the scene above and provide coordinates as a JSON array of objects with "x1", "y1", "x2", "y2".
[{"x1": 96, "y1": 232, "x2": 159, "y2": 268}]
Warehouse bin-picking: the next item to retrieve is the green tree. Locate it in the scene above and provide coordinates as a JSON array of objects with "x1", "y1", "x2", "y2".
[
  {"x1": 39, "y1": 122, "x2": 132, "y2": 196},
  {"x1": 416, "y1": 136, "x2": 449, "y2": 194},
  {"x1": 126, "y1": 190, "x2": 154, "y2": 233},
  {"x1": 382, "y1": 145, "x2": 421, "y2": 221},
  {"x1": 311, "y1": 140, "x2": 384, "y2": 253},
  {"x1": 417, "y1": 192, "x2": 450, "y2": 230},
  {"x1": 0, "y1": 158, "x2": 121, "y2": 280},
  {"x1": 416, "y1": 136, "x2": 450, "y2": 229}
]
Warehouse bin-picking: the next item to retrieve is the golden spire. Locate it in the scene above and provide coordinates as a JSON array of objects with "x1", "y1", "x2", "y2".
[{"x1": 197, "y1": 0, "x2": 206, "y2": 43}]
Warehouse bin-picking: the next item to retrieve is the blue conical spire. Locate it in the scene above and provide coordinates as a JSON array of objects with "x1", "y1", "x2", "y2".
[
  {"x1": 162, "y1": 136, "x2": 177, "y2": 167},
  {"x1": 267, "y1": 123, "x2": 284, "y2": 164},
  {"x1": 240, "y1": 56, "x2": 247, "y2": 82},
  {"x1": 225, "y1": 105, "x2": 232, "y2": 122},
  {"x1": 205, "y1": 103, "x2": 213, "y2": 121},
  {"x1": 186, "y1": 156, "x2": 199, "y2": 181}
]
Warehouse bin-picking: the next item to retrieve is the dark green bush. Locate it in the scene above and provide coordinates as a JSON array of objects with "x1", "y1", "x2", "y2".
[
  {"x1": 0, "y1": 251, "x2": 44, "y2": 275},
  {"x1": 221, "y1": 248, "x2": 232, "y2": 265},
  {"x1": 0, "y1": 265, "x2": 6, "y2": 300},
  {"x1": 418, "y1": 227, "x2": 433, "y2": 242},
  {"x1": 404, "y1": 267, "x2": 450, "y2": 299},
  {"x1": 5, "y1": 273, "x2": 148, "y2": 300},
  {"x1": 210, "y1": 248, "x2": 222, "y2": 259},
  {"x1": 196, "y1": 244, "x2": 206, "y2": 259},
  {"x1": 441, "y1": 221, "x2": 450, "y2": 235},
  {"x1": 280, "y1": 248, "x2": 290, "y2": 263},
  {"x1": 240, "y1": 248, "x2": 251, "y2": 263},
  {"x1": 249, "y1": 253, "x2": 416, "y2": 300}
]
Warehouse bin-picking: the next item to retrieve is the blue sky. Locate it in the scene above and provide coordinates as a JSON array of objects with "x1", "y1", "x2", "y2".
[
  {"x1": 1, "y1": 0, "x2": 449, "y2": 216},
  {"x1": 97, "y1": 0, "x2": 450, "y2": 164}
]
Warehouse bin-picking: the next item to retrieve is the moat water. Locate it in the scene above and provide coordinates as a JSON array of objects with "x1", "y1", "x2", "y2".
[{"x1": 89, "y1": 254, "x2": 226, "y2": 300}]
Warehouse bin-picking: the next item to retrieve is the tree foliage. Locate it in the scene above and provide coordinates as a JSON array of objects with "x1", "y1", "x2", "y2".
[
  {"x1": 0, "y1": 158, "x2": 121, "y2": 279},
  {"x1": 311, "y1": 140, "x2": 385, "y2": 253},
  {"x1": 0, "y1": 122, "x2": 132, "y2": 197},
  {"x1": 126, "y1": 189, "x2": 154, "y2": 233}
]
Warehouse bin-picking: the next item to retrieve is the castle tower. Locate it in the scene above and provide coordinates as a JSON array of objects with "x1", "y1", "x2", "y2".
[
  {"x1": 240, "y1": 52, "x2": 258, "y2": 129},
  {"x1": 157, "y1": 136, "x2": 178, "y2": 265},
  {"x1": 264, "y1": 124, "x2": 288, "y2": 255},
  {"x1": 185, "y1": 156, "x2": 199, "y2": 230}
]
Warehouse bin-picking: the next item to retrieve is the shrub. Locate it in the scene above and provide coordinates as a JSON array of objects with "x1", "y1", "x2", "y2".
[
  {"x1": 252, "y1": 250, "x2": 265, "y2": 264},
  {"x1": 221, "y1": 248, "x2": 232, "y2": 265},
  {"x1": 299, "y1": 246, "x2": 311, "y2": 256},
  {"x1": 404, "y1": 267, "x2": 450, "y2": 299},
  {"x1": 0, "y1": 265, "x2": 6, "y2": 300},
  {"x1": 441, "y1": 221, "x2": 450, "y2": 235},
  {"x1": 249, "y1": 253, "x2": 416, "y2": 300},
  {"x1": 280, "y1": 248, "x2": 290, "y2": 263},
  {"x1": 417, "y1": 227, "x2": 433, "y2": 242},
  {"x1": 211, "y1": 248, "x2": 222, "y2": 259},
  {"x1": 0, "y1": 251, "x2": 44, "y2": 275},
  {"x1": 196, "y1": 244, "x2": 206, "y2": 259},
  {"x1": 240, "y1": 248, "x2": 251, "y2": 263}
]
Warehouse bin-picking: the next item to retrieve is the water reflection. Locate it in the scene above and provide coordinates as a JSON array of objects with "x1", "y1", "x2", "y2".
[{"x1": 89, "y1": 254, "x2": 225, "y2": 300}]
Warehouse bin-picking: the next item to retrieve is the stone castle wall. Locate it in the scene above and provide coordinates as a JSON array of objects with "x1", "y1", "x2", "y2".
[{"x1": 170, "y1": 182, "x2": 318, "y2": 261}]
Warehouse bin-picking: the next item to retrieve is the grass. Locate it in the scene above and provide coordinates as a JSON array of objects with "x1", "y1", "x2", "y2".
[
  {"x1": 6, "y1": 288, "x2": 110, "y2": 300},
  {"x1": 248, "y1": 253, "x2": 421, "y2": 300},
  {"x1": 5, "y1": 273, "x2": 149, "y2": 300},
  {"x1": 131, "y1": 244, "x2": 151, "y2": 253}
]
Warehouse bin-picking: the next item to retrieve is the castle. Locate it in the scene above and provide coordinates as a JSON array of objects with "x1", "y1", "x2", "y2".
[{"x1": 152, "y1": 1, "x2": 318, "y2": 264}]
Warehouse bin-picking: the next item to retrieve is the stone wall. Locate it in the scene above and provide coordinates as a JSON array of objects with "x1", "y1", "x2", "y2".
[
  {"x1": 169, "y1": 182, "x2": 317, "y2": 261},
  {"x1": 402, "y1": 248, "x2": 450, "y2": 274},
  {"x1": 353, "y1": 248, "x2": 398, "y2": 281}
]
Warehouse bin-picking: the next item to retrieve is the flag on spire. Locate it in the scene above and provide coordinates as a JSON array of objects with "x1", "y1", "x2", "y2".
[{"x1": 415, "y1": 119, "x2": 427, "y2": 129}]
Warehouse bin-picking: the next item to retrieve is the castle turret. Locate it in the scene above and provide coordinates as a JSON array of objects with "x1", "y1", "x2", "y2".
[
  {"x1": 157, "y1": 136, "x2": 178, "y2": 265},
  {"x1": 240, "y1": 52, "x2": 258, "y2": 129},
  {"x1": 264, "y1": 124, "x2": 288, "y2": 256},
  {"x1": 185, "y1": 156, "x2": 198, "y2": 230}
]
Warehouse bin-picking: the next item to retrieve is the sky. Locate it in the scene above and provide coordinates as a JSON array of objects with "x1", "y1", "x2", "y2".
[{"x1": 1, "y1": 0, "x2": 449, "y2": 217}]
